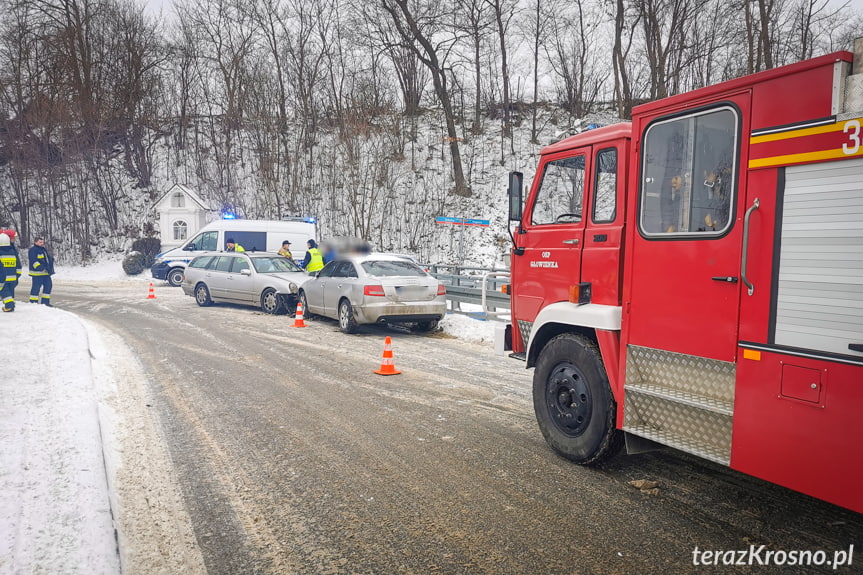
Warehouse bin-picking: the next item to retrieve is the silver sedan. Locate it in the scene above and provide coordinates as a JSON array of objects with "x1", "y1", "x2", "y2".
[
  {"x1": 181, "y1": 252, "x2": 308, "y2": 314},
  {"x1": 298, "y1": 254, "x2": 446, "y2": 333}
]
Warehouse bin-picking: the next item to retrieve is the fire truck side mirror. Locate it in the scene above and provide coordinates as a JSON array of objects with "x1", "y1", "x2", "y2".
[{"x1": 508, "y1": 171, "x2": 523, "y2": 222}]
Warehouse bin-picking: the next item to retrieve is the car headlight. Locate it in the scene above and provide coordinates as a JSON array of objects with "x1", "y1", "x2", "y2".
[{"x1": 288, "y1": 282, "x2": 298, "y2": 294}]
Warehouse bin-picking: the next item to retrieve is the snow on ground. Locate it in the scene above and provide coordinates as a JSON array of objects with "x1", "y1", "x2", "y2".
[{"x1": 0, "y1": 257, "x2": 504, "y2": 573}]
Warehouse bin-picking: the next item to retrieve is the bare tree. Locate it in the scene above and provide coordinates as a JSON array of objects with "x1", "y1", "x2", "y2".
[
  {"x1": 610, "y1": 0, "x2": 640, "y2": 118},
  {"x1": 522, "y1": 0, "x2": 559, "y2": 143},
  {"x1": 380, "y1": 0, "x2": 470, "y2": 197},
  {"x1": 757, "y1": 0, "x2": 775, "y2": 69},
  {"x1": 787, "y1": 0, "x2": 843, "y2": 61},
  {"x1": 636, "y1": 0, "x2": 698, "y2": 99},
  {"x1": 484, "y1": 0, "x2": 518, "y2": 144},
  {"x1": 546, "y1": 0, "x2": 604, "y2": 121},
  {"x1": 454, "y1": 0, "x2": 491, "y2": 134},
  {"x1": 684, "y1": 0, "x2": 737, "y2": 89},
  {"x1": 176, "y1": 0, "x2": 258, "y2": 206}
]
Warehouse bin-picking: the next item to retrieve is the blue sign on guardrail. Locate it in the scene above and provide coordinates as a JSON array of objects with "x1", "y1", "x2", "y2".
[{"x1": 435, "y1": 216, "x2": 490, "y2": 227}]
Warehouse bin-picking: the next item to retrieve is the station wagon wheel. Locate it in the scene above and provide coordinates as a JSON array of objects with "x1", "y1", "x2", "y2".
[
  {"x1": 194, "y1": 283, "x2": 213, "y2": 307},
  {"x1": 261, "y1": 288, "x2": 287, "y2": 315},
  {"x1": 167, "y1": 268, "x2": 185, "y2": 287},
  {"x1": 338, "y1": 299, "x2": 358, "y2": 334},
  {"x1": 532, "y1": 333, "x2": 623, "y2": 465}
]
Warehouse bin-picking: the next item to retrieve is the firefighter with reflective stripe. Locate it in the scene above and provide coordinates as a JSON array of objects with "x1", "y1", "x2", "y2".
[
  {"x1": 277, "y1": 240, "x2": 293, "y2": 260},
  {"x1": 0, "y1": 233, "x2": 22, "y2": 312},
  {"x1": 28, "y1": 237, "x2": 54, "y2": 306},
  {"x1": 303, "y1": 239, "x2": 324, "y2": 272}
]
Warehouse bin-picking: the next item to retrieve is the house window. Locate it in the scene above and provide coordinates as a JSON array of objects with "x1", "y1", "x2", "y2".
[
  {"x1": 171, "y1": 192, "x2": 186, "y2": 208},
  {"x1": 173, "y1": 220, "x2": 188, "y2": 241}
]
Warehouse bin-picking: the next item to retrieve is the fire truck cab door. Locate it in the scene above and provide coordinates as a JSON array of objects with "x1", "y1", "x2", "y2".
[
  {"x1": 625, "y1": 103, "x2": 746, "y2": 362},
  {"x1": 514, "y1": 148, "x2": 591, "y2": 323}
]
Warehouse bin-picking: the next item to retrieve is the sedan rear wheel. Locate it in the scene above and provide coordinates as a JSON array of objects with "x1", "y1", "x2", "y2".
[
  {"x1": 338, "y1": 299, "x2": 359, "y2": 334},
  {"x1": 195, "y1": 284, "x2": 213, "y2": 307},
  {"x1": 261, "y1": 288, "x2": 287, "y2": 315}
]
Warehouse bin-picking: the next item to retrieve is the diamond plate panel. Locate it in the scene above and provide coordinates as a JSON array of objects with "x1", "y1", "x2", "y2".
[
  {"x1": 842, "y1": 76, "x2": 863, "y2": 117},
  {"x1": 624, "y1": 390, "x2": 732, "y2": 465},
  {"x1": 625, "y1": 345, "x2": 735, "y2": 404},
  {"x1": 517, "y1": 320, "x2": 533, "y2": 351}
]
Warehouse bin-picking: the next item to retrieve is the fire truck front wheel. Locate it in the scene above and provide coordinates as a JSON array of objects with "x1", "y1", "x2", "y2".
[{"x1": 533, "y1": 333, "x2": 622, "y2": 466}]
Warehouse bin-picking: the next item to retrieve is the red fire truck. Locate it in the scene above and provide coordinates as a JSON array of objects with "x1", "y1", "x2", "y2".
[{"x1": 505, "y1": 42, "x2": 863, "y2": 514}]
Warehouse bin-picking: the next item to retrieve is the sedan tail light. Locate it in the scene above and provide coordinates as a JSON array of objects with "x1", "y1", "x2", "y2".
[
  {"x1": 364, "y1": 285, "x2": 386, "y2": 296},
  {"x1": 437, "y1": 284, "x2": 447, "y2": 296}
]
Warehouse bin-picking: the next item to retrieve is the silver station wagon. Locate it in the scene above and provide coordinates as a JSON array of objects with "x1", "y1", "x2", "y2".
[
  {"x1": 299, "y1": 253, "x2": 447, "y2": 333},
  {"x1": 181, "y1": 252, "x2": 308, "y2": 314}
]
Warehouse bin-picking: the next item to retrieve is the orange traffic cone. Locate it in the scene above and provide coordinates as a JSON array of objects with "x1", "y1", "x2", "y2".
[
  {"x1": 374, "y1": 336, "x2": 401, "y2": 375},
  {"x1": 291, "y1": 301, "x2": 307, "y2": 327},
  {"x1": 147, "y1": 282, "x2": 156, "y2": 299}
]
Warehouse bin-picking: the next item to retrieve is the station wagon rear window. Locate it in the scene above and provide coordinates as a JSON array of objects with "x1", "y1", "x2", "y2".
[{"x1": 639, "y1": 107, "x2": 738, "y2": 237}]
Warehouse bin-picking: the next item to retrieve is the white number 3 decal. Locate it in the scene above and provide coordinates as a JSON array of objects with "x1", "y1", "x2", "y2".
[{"x1": 844, "y1": 120, "x2": 861, "y2": 155}]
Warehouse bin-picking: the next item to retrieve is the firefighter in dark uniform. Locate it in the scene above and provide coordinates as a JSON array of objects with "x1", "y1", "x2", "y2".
[
  {"x1": 0, "y1": 232, "x2": 22, "y2": 312},
  {"x1": 28, "y1": 236, "x2": 54, "y2": 306}
]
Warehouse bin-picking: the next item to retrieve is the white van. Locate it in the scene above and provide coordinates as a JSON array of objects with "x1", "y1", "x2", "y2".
[{"x1": 151, "y1": 218, "x2": 317, "y2": 286}]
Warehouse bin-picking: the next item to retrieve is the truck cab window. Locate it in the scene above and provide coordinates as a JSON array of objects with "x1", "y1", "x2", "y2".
[
  {"x1": 531, "y1": 155, "x2": 586, "y2": 225},
  {"x1": 593, "y1": 149, "x2": 617, "y2": 223},
  {"x1": 640, "y1": 107, "x2": 737, "y2": 236}
]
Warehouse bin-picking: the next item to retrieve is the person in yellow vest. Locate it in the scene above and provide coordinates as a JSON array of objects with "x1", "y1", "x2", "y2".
[
  {"x1": 302, "y1": 239, "x2": 324, "y2": 272},
  {"x1": 226, "y1": 238, "x2": 245, "y2": 252}
]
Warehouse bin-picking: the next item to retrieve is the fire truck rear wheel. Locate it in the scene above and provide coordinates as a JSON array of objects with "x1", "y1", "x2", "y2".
[{"x1": 533, "y1": 333, "x2": 622, "y2": 465}]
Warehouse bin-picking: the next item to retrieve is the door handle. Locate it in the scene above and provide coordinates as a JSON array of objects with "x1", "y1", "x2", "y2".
[
  {"x1": 562, "y1": 239, "x2": 580, "y2": 245},
  {"x1": 712, "y1": 276, "x2": 739, "y2": 283},
  {"x1": 850, "y1": 344, "x2": 863, "y2": 353},
  {"x1": 741, "y1": 198, "x2": 760, "y2": 296}
]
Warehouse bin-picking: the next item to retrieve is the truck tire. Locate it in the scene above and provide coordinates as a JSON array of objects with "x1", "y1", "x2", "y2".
[
  {"x1": 533, "y1": 333, "x2": 622, "y2": 465},
  {"x1": 167, "y1": 268, "x2": 185, "y2": 287}
]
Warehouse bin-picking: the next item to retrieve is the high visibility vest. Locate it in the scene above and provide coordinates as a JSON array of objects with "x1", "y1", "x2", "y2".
[{"x1": 306, "y1": 248, "x2": 324, "y2": 272}]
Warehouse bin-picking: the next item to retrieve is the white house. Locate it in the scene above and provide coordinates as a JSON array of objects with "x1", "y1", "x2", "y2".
[{"x1": 153, "y1": 184, "x2": 214, "y2": 249}]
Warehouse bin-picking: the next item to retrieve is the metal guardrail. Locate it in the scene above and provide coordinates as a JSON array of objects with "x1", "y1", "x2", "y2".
[{"x1": 427, "y1": 265, "x2": 511, "y2": 321}]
